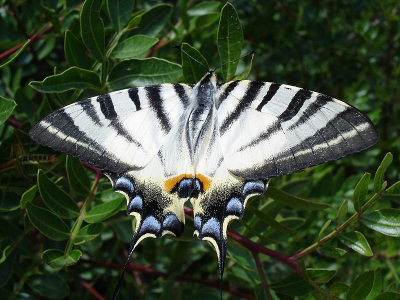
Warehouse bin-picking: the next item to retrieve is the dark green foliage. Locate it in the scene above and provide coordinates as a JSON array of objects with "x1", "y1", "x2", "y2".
[{"x1": 1, "y1": 0, "x2": 399, "y2": 299}]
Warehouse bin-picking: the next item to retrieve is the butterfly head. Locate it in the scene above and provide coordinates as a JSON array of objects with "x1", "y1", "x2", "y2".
[{"x1": 195, "y1": 72, "x2": 218, "y2": 105}]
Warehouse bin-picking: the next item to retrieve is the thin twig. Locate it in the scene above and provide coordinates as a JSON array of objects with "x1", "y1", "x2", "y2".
[
  {"x1": 78, "y1": 279, "x2": 105, "y2": 300},
  {"x1": 251, "y1": 251, "x2": 272, "y2": 300},
  {"x1": 83, "y1": 259, "x2": 255, "y2": 300}
]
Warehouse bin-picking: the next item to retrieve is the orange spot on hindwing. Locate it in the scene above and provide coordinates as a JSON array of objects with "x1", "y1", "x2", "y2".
[{"x1": 164, "y1": 174, "x2": 212, "y2": 195}]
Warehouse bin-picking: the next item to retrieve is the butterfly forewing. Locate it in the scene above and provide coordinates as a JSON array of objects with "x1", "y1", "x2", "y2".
[
  {"x1": 216, "y1": 80, "x2": 379, "y2": 179},
  {"x1": 29, "y1": 84, "x2": 193, "y2": 173}
]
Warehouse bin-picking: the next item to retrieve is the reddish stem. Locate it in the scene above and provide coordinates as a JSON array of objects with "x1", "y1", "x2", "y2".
[
  {"x1": 0, "y1": 25, "x2": 53, "y2": 61},
  {"x1": 5, "y1": 116, "x2": 23, "y2": 128},
  {"x1": 78, "y1": 279, "x2": 105, "y2": 300},
  {"x1": 83, "y1": 260, "x2": 254, "y2": 299}
]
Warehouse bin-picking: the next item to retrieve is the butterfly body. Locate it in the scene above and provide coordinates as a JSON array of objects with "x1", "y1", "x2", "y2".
[{"x1": 29, "y1": 70, "x2": 378, "y2": 288}]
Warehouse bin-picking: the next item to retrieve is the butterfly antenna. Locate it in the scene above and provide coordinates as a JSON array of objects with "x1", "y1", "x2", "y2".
[
  {"x1": 174, "y1": 45, "x2": 209, "y2": 72},
  {"x1": 111, "y1": 233, "x2": 139, "y2": 300},
  {"x1": 213, "y1": 50, "x2": 256, "y2": 72}
]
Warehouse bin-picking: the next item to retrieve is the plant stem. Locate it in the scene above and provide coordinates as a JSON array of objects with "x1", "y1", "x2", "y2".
[
  {"x1": 65, "y1": 171, "x2": 101, "y2": 254},
  {"x1": 292, "y1": 192, "x2": 382, "y2": 259}
]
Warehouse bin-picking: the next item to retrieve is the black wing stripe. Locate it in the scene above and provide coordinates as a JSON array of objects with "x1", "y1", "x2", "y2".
[
  {"x1": 288, "y1": 94, "x2": 331, "y2": 130},
  {"x1": 128, "y1": 88, "x2": 141, "y2": 111},
  {"x1": 146, "y1": 86, "x2": 171, "y2": 133},
  {"x1": 279, "y1": 89, "x2": 312, "y2": 122},
  {"x1": 80, "y1": 100, "x2": 103, "y2": 125},
  {"x1": 97, "y1": 94, "x2": 117, "y2": 120},
  {"x1": 173, "y1": 84, "x2": 190, "y2": 108},
  {"x1": 216, "y1": 81, "x2": 239, "y2": 108},
  {"x1": 256, "y1": 83, "x2": 281, "y2": 111},
  {"x1": 219, "y1": 81, "x2": 263, "y2": 135}
]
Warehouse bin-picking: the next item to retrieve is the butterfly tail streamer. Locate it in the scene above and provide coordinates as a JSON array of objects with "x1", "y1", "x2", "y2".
[{"x1": 111, "y1": 232, "x2": 141, "y2": 300}]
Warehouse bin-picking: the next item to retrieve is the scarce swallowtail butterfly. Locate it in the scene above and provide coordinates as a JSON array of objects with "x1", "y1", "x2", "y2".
[{"x1": 29, "y1": 60, "x2": 379, "y2": 298}]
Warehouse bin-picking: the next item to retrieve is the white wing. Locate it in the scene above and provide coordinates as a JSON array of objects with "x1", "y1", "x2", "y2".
[
  {"x1": 29, "y1": 84, "x2": 193, "y2": 173},
  {"x1": 216, "y1": 80, "x2": 379, "y2": 179}
]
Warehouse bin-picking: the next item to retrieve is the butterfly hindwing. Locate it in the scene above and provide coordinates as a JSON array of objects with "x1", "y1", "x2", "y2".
[{"x1": 216, "y1": 80, "x2": 379, "y2": 179}]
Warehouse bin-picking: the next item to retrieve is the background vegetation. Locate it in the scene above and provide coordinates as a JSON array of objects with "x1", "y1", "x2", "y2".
[{"x1": 1, "y1": 0, "x2": 399, "y2": 299}]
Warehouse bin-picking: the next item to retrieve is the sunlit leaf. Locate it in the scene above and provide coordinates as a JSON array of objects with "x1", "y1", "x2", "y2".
[
  {"x1": 360, "y1": 209, "x2": 400, "y2": 237},
  {"x1": 29, "y1": 67, "x2": 101, "y2": 92},
  {"x1": 339, "y1": 231, "x2": 373, "y2": 256},
  {"x1": 217, "y1": 2, "x2": 243, "y2": 81}
]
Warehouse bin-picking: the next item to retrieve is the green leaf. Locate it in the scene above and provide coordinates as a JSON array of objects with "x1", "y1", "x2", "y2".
[
  {"x1": 317, "y1": 220, "x2": 331, "y2": 241},
  {"x1": 266, "y1": 187, "x2": 331, "y2": 210},
  {"x1": 135, "y1": 4, "x2": 173, "y2": 37},
  {"x1": 360, "y1": 209, "x2": 400, "y2": 237},
  {"x1": 346, "y1": 270, "x2": 374, "y2": 300},
  {"x1": 369, "y1": 268, "x2": 382, "y2": 298},
  {"x1": 217, "y1": 2, "x2": 243, "y2": 81},
  {"x1": 306, "y1": 269, "x2": 336, "y2": 284},
  {"x1": 107, "y1": 0, "x2": 134, "y2": 31},
  {"x1": 353, "y1": 172, "x2": 371, "y2": 211},
  {"x1": 374, "y1": 153, "x2": 393, "y2": 193},
  {"x1": 383, "y1": 181, "x2": 400, "y2": 202},
  {"x1": 110, "y1": 35, "x2": 158, "y2": 59},
  {"x1": 109, "y1": 58, "x2": 182, "y2": 89},
  {"x1": 270, "y1": 269, "x2": 335, "y2": 297},
  {"x1": 319, "y1": 245, "x2": 347, "y2": 258},
  {"x1": 179, "y1": 0, "x2": 189, "y2": 30},
  {"x1": 374, "y1": 292, "x2": 400, "y2": 300},
  {"x1": 66, "y1": 156, "x2": 91, "y2": 195},
  {"x1": 42, "y1": 249, "x2": 82, "y2": 268},
  {"x1": 84, "y1": 198, "x2": 125, "y2": 223},
  {"x1": 20, "y1": 185, "x2": 38, "y2": 208},
  {"x1": 188, "y1": 1, "x2": 221, "y2": 16},
  {"x1": 0, "y1": 243, "x2": 18, "y2": 286},
  {"x1": 74, "y1": 223, "x2": 103, "y2": 245},
  {"x1": 37, "y1": 170, "x2": 79, "y2": 219},
  {"x1": 247, "y1": 206, "x2": 296, "y2": 234},
  {"x1": 64, "y1": 30, "x2": 94, "y2": 69},
  {"x1": 339, "y1": 231, "x2": 373, "y2": 256},
  {"x1": 336, "y1": 199, "x2": 348, "y2": 226},
  {"x1": 80, "y1": 0, "x2": 105, "y2": 62},
  {"x1": 226, "y1": 246, "x2": 257, "y2": 272},
  {"x1": 329, "y1": 282, "x2": 349, "y2": 294},
  {"x1": 196, "y1": 12, "x2": 220, "y2": 30},
  {"x1": 27, "y1": 274, "x2": 70, "y2": 299},
  {"x1": 29, "y1": 67, "x2": 101, "y2": 92},
  {"x1": 181, "y1": 43, "x2": 209, "y2": 84},
  {"x1": 127, "y1": 15, "x2": 141, "y2": 29},
  {"x1": 26, "y1": 203, "x2": 70, "y2": 241},
  {"x1": 0, "y1": 96, "x2": 17, "y2": 125},
  {"x1": 0, "y1": 39, "x2": 30, "y2": 69}
]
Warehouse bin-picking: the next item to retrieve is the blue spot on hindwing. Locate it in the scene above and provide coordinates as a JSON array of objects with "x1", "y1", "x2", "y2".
[
  {"x1": 201, "y1": 218, "x2": 221, "y2": 239},
  {"x1": 139, "y1": 216, "x2": 161, "y2": 235},
  {"x1": 242, "y1": 181, "x2": 265, "y2": 196},
  {"x1": 127, "y1": 195, "x2": 142, "y2": 214},
  {"x1": 115, "y1": 176, "x2": 134, "y2": 196},
  {"x1": 163, "y1": 214, "x2": 179, "y2": 229},
  {"x1": 194, "y1": 215, "x2": 202, "y2": 231},
  {"x1": 177, "y1": 178, "x2": 194, "y2": 198},
  {"x1": 225, "y1": 197, "x2": 243, "y2": 216}
]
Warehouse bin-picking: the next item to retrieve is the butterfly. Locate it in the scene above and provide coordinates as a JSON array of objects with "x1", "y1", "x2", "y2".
[{"x1": 29, "y1": 67, "x2": 379, "y2": 297}]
